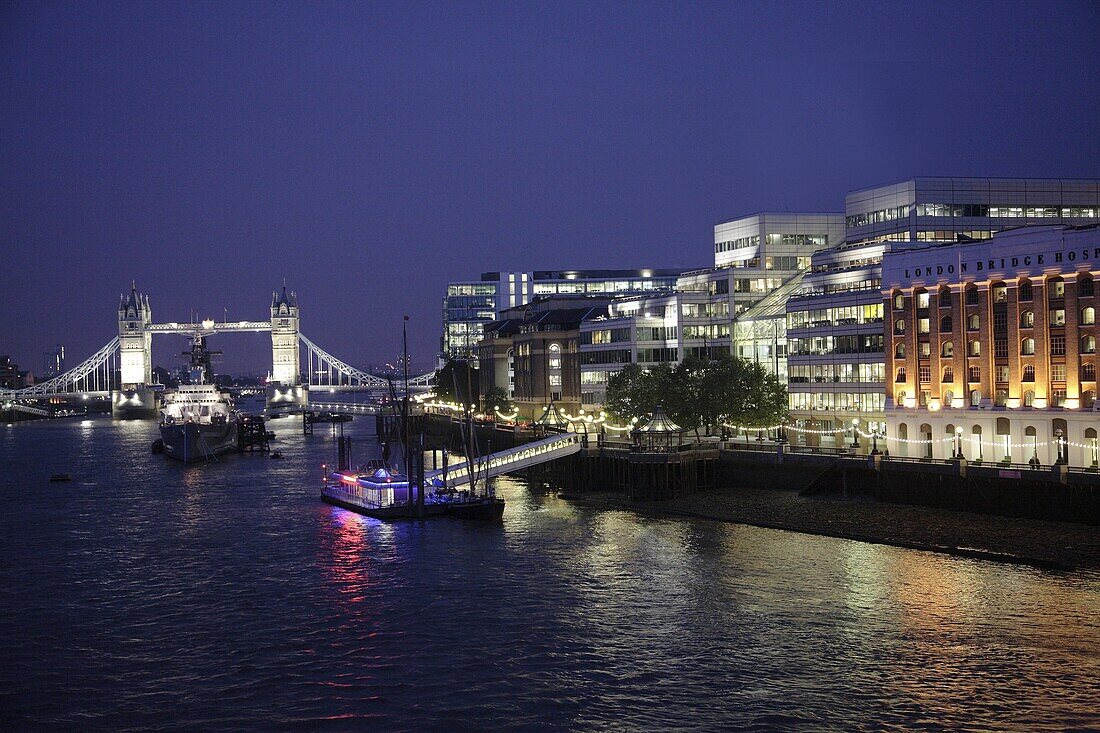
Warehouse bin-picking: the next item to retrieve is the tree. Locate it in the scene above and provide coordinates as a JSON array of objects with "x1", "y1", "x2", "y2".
[
  {"x1": 604, "y1": 355, "x2": 787, "y2": 432},
  {"x1": 482, "y1": 385, "x2": 510, "y2": 414},
  {"x1": 605, "y1": 363, "x2": 662, "y2": 421},
  {"x1": 434, "y1": 359, "x2": 479, "y2": 406}
]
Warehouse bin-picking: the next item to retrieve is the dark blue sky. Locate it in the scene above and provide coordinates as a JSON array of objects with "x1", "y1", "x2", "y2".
[{"x1": 2, "y1": 1, "x2": 1098, "y2": 374}]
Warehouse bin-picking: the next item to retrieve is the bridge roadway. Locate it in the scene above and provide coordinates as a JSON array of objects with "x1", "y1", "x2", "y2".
[
  {"x1": 425, "y1": 432, "x2": 583, "y2": 489},
  {"x1": 146, "y1": 321, "x2": 272, "y2": 333}
]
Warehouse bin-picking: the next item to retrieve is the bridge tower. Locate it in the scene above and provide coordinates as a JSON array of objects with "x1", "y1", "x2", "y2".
[
  {"x1": 113, "y1": 283, "x2": 157, "y2": 418},
  {"x1": 267, "y1": 285, "x2": 307, "y2": 412}
]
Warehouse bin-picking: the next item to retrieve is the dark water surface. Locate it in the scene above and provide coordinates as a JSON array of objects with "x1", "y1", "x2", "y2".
[{"x1": 1, "y1": 415, "x2": 1098, "y2": 731}]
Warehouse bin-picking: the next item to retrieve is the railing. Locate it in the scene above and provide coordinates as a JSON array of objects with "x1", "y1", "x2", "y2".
[{"x1": 425, "y1": 432, "x2": 582, "y2": 487}]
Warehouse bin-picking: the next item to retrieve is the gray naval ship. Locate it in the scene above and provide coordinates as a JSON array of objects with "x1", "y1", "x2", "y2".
[{"x1": 158, "y1": 334, "x2": 238, "y2": 462}]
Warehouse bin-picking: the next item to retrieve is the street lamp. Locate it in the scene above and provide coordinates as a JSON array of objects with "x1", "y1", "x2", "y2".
[
  {"x1": 1055, "y1": 428, "x2": 1066, "y2": 465},
  {"x1": 870, "y1": 426, "x2": 881, "y2": 455},
  {"x1": 850, "y1": 418, "x2": 860, "y2": 449},
  {"x1": 954, "y1": 426, "x2": 964, "y2": 460}
]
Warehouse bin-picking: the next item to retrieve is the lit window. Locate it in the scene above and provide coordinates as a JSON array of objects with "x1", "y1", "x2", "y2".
[
  {"x1": 969, "y1": 340, "x2": 981, "y2": 357},
  {"x1": 1083, "y1": 307, "x2": 1096, "y2": 325},
  {"x1": 1021, "y1": 338, "x2": 1035, "y2": 355},
  {"x1": 941, "y1": 341, "x2": 954, "y2": 357},
  {"x1": 1020, "y1": 311, "x2": 1034, "y2": 328}
]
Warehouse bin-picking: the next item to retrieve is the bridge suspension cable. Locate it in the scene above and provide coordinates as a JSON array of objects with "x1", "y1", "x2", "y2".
[
  {"x1": 0, "y1": 337, "x2": 121, "y2": 400},
  {"x1": 298, "y1": 334, "x2": 434, "y2": 390}
]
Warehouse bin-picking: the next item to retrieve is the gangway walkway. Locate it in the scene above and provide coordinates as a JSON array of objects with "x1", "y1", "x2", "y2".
[{"x1": 425, "y1": 432, "x2": 582, "y2": 489}]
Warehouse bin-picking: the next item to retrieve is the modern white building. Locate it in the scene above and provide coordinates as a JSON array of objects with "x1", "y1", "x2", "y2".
[
  {"x1": 786, "y1": 177, "x2": 1100, "y2": 448},
  {"x1": 442, "y1": 269, "x2": 682, "y2": 363},
  {"x1": 577, "y1": 213, "x2": 843, "y2": 408}
]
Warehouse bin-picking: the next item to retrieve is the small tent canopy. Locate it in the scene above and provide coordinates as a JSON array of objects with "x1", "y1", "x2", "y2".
[
  {"x1": 639, "y1": 404, "x2": 681, "y2": 433},
  {"x1": 636, "y1": 405, "x2": 683, "y2": 451},
  {"x1": 534, "y1": 400, "x2": 568, "y2": 428}
]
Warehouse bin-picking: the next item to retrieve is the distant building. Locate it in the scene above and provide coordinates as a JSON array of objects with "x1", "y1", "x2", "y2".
[
  {"x1": 41, "y1": 344, "x2": 65, "y2": 379},
  {"x1": 442, "y1": 269, "x2": 682, "y2": 363},
  {"x1": 478, "y1": 296, "x2": 611, "y2": 419},
  {"x1": 0, "y1": 355, "x2": 33, "y2": 389}
]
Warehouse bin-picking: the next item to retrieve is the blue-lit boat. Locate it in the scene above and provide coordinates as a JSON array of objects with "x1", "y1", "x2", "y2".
[{"x1": 320, "y1": 460, "x2": 504, "y2": 521}]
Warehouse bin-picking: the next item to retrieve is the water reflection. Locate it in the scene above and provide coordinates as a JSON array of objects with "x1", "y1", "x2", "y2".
[{"x1": 0, "y1": 419, "x2": 1096, "y2": 730}]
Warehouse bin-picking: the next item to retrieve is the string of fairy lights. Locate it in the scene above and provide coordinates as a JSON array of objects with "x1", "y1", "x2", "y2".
[{"x1": 415, "y1": 393, "x2": 1097, "y2": 451}]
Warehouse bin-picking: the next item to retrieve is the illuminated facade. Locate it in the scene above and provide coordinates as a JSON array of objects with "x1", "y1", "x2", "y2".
[
  {"x1": 787, "y1": 177, "x2": 1100, "y2": 448},
  {"x1": 118, "y1": 284, "x2": 153, "y2": 387},
  {"x1": 576, "y1": 213, "x2": 842, "y2": 408},
  {"x1": 478, "y1": 296, "x2": 610, "y2": 418},
  {"x1": 269, "y1": 286, "x2": 300, "y2": 386},
  {"x1": 443, "y1": 269, "x2": 681, "y2": 363},
  {"x1": 883, "y1": 226, "x2": 1099, "y2": 466}
]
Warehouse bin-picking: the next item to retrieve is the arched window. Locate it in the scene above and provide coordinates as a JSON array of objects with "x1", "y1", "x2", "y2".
[
  {"x1": 1023, "y1": 364, "x2": 1035, "y2": 382},
  {"x1": 915, "y1": 288, "x2": 929, "y2": 309},
  {"x1": 894, "y1": 319, "x2": 905, "y2": 334},
  {"x1": 942, "y1": 366, "x2": 954, "y2": 383},
  {"x1": 919, "y1": 423, "x2": 933, "y2": 458},
  {"x1": 1048, "y1": 276, "x2": 1065, "y2": 300},
  {"x1": 1023, "y1": 391, "x2": 1035, "y2": 407},
  {"x1": 943, "y1": 389, "x2": 954, "y2": 406},
  {"x1": 896, "y1": 390, "x2": 907, "y2": 407},
  {"x1": 968, "y1": 366, "x2": 980, "y2": 383},
  {"x1": 1021, "y1": 338, "x2": 1035, "y2": 355},
  {"x1": 1083, "y1": 363, "x2": 1096, "y2": 381},
  {"x1": 940, "y1": 315, "x2": 953, "y2": 332},
  {"x1": 1018, "y1": 279, "x2": 1033, "y2": 301},
  {"x1": 893, "y1": 292, "x2": 905, "y2": 310},
  {"x1": 895, "y1": 343, "x2": 905, "y2": 359},
  {"x1": 992, "y1": 282, "x2": 1007, "y2": 303},
  {"x1": 1080, "y1": 276, "x2": 1095, "y2": 298},
  {"x1": 1083, "y1": 390, "x2": 1096, "y2": 408},
  {"x1": 1020, "y1": 310, "x2": 1034, "y2": 328},
  {"x1": 1083, "y1": 336, "x2": 1097, "y2": 354},
  {"x1": 965, "y1": 284, "x2": 979, "y2": 305},
  {"x1": 970, "y1": 389, "x2": 982, "y2": 407},
  {"x1": 942, "y1": 341, "x2": 954, "y2": 357},
  {"x1": 938, "y1": 286, "x2": 951, "y2": 306},
  {"x1": 968, "y1": 340, "x2": 981, "y2": 357},
  {"x1": 967, "y1": 313, "x2": 980, "y2": 331},
  {"x1": 1082, "y1": 306, "x2": 1095, "y2": 325},
  {"x1": 895, "y1": 368, "x2": 907, "y2": 383}
]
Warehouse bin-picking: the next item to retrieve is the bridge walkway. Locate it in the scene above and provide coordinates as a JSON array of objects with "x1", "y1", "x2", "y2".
[{"x1": 425, "y1": 432, "x2": 582, "y2": 489}]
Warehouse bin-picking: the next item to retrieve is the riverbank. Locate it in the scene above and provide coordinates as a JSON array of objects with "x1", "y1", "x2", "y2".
[{"x1": 560, "y1": 485, "x2": 1100, "y2": 572}]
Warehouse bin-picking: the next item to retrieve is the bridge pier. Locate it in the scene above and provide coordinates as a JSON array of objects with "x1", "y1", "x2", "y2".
[
  {"x1": 112, "y1": 386, "x2": 157, "y2": 419},
  {"x1": 266, "y1": 384, "x2": 308, "y2": 414}
]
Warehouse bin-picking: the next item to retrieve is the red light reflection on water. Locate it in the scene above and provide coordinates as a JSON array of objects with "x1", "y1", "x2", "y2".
[{"x1": 324, "y1": 507, "x2": 377, "y2": 608}]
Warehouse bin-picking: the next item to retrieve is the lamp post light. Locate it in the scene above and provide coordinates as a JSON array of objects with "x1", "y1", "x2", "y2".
[
  {"x1": 850, "y1": 418, "x2": 860, "y2": 449},
  {"x1": 954, "y1": 426, "x2": 964, "y2": 460},
  {"x1": 870, "y1": 427, "x2": 881, "y2": 455},
  {"x1": 1055, "y1": 428, "x2": 1066, "y2": 465}
]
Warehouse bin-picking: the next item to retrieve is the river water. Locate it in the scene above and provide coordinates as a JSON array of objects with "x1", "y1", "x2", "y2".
[{"x1": 1, "y1": 414, "x2": 1098, "y2": 731}]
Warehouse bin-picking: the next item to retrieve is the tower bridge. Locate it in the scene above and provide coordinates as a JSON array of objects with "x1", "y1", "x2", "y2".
[{"x1": 0, "y1": 284, "x2": 434, "y2": 417}]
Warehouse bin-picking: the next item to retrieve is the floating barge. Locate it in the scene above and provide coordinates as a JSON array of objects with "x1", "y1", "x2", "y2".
[{"x1": 319, "y1": 433, "x2": 583, "y2": 521}]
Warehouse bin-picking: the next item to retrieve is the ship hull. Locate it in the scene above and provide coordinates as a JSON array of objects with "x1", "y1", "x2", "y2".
[{"x1": 160, "y1": 422, "x2": 238, "y2": 463}]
